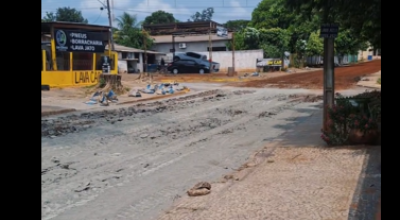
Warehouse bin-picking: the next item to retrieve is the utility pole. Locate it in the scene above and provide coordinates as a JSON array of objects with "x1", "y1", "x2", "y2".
[
  {"x1": 143, "y1": 29, "x2": 148, "y2": 79},
  {"x1": 106, "y1": 0, "x2": 115, "y2": 50},
  {"x1": 320, "y1": 24, "x2": 338, "y2": 131},
  {"x1": 172, "y1": 35, "x2": 176, "y2": 60},
  {"x1": 232, "y1": 32, "x2": 236, "y2": 75},
  {"x1": 208, "y1": 21, "x2": 213, "y2": 72}
]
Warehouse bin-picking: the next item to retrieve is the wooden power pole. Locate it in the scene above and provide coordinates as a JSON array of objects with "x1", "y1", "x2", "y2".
[{"x1": 232, "y1": 32, "x2": 236, "y2": 75}]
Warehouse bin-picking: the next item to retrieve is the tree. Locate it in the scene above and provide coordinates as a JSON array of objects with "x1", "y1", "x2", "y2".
[
  {"x1": 259, "y1": 28, "x2": 291, "y2": 59},
  {"x1": 143, "y1": 10, "x2": 176, "y2": 25},
  {"x1": 284, "y1": 0, "x2": 381, "y2": 48},
  {"x1": 188, "y1": 7, "x2": 214, "y2": 22},
  {"x1": 42, "y1": 12, "x2": 56, "y2": 22},
  {"x1": 224, "y1": 20, "x2": 250, "y2": 31},
  {"x1": 334, "y1": 29, "x2": 369, "y2": 64},
  {"x1": 250, "y1": 0, "x2": 295, "y2": 29},
  {"x1": 113, "y1": 12, "x2": 153, "y2": 49},
  {"x1": 226, "y1": 32, "x2": 246, "y2": 50},
  {"x1": 43, "y1": 7, "x2": 88, "y2": 23},
  {"x1": 305, "y1": 31, "x2": 323, "y2": 57}
]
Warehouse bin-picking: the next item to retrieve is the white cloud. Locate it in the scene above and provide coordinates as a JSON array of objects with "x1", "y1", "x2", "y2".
[
  {"x1": 129, "y1": 0, "x2": 191, "y2": 18},
  {"x1": 229, "y1": 0, "x2": 249, "y2": 18},
  {"x1": 79, "y1": 0, "x2": 190, "y2": 25}
]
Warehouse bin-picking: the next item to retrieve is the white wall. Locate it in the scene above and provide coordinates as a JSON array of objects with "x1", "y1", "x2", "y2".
[
  {"x1": 153, "y1": 41, "x2": 229, "y2": 54},
  {"x1": 163, "y1": 50, "x2": 264, "y2": 71},
  {"x1": 118, "y1": 60, "x2": 127, "y2": 73}
]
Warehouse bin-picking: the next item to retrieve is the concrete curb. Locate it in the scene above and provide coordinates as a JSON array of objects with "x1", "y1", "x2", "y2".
[
  {"x1": 347, "y1": 146, "x2": 381, "y2": 220},
  {"x1": 42, "y1": 108, "x2": 77, "y2": 117},
  {"x1": 356, "y1": 85, "x2": 381, "y2": 90}
]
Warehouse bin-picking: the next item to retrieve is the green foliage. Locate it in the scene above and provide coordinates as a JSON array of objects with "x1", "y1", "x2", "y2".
[
  {"x1": 224, "y1": 20, "x2": 250, "y2": 31},
  {"x1": 143, "y1": 10, "x2": 175, "y2": 25},
  {"x1": 305, "y1": 31, "x2": 323, "y2": 56},
  {"x1": 226, "y1": 31, "x2": 247, "y2": 50},
  {"x1": 335, "y1": 29, "x2": 369, "y2": 55},
  {"x1": 250, "y1": 0, "x2": 295, "y2": 29},
  {"x1": 43, "y1": 7, "x2": 88, "y2": 23},
  {"x1": 377, "y1": 78, "x2": 381, "y2": 85},
  {"x1": 188, "y1": 7, "x2": 214, "y2": 22},
  {"x1": 284, "y1": 0, "x2": 381, "y2": 49},
  {"x1": 113, "y1": 12, "x2": 154, "y2": 49},
  {"x1": 321, "y1": 91, "x2": 381, "y2": 146},
  {"x1": 259, "y1": 28, "x2": 290, "y2": 58},
  {"x1": 99, "y1": 78, "x2": 106, "y2": 88},
  {"x1": 230, "y1": 0, "x2": 378, "y2": 60},
  {"x1": 42, "y1": 12, "x2": 56, "y2": 22},
  {"x1": 226, "y1": 27, "x2": 290, "y2": 58}
]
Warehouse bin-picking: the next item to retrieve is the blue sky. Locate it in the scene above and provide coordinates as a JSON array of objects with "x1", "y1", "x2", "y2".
[{"x1": 42, "y1": 0, "x2": 262, "y2": 25}]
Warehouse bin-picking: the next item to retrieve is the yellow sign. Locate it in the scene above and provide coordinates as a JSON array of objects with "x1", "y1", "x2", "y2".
[
  {"x1": 267, "y1": 60, "x2": 282, "y2": 65},
  {"x1": 74, "y1": 71, "x2": 102, "y2": 84}
]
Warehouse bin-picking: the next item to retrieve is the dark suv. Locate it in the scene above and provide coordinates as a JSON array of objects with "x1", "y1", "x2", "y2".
[{"x1": 167, "y1": 59, "x2": 211, "y2": 74}]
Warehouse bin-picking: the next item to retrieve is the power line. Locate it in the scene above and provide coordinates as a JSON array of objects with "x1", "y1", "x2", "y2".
[
  {"x1": 43, "y1": 0, "x2": 261, "y2": 6},
  {"x1": 42, "y1": 7, "x2": 253, "y2": 17},
  {"x1": 91, "y1": 10, "x2": 103, "y2": 23},
  {"x1": 42, "y1": 6, "x2": 259, "y2": 10}
]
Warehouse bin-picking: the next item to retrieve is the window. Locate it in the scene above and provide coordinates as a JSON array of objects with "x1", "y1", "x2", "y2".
[
  {"x1": 208, "y1": 47, "x2": 227, "y2": 51},
  {"x1": 186, "y1": 52, "x2": 202, "y2": 59},
  {"x1": 56, "y1": 51, "x2": 71, "y2": 71},
  {"x1": 72, "y1": 52, "x2": 93, "y2": 71}
]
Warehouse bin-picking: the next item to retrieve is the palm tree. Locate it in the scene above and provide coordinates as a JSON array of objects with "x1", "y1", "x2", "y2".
[
  {"x1": 113, "y1": 13, "x2": 145, "y2": 48},
  {"x1": 115, "y1": 12, "x2": 140, "y2": 32}
]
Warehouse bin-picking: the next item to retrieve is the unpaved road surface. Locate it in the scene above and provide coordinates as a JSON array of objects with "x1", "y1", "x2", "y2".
[
  {"x1": 42, "y1": 88, "x2": 324, "y2": 220},
  {"x1": 231, "y1": 60, "x2": 381, "y2": 90}
]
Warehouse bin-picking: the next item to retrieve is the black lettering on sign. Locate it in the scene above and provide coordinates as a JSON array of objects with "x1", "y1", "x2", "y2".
[
  {"x1": 79, "y1": 72, "x2": 84, "y2": 82},
  {"x1": 75, "y1": 72, "x2": 80, "y2": 83},
  {"x1": 84, "y1": 72, "x2": 90, "y2": 82}
]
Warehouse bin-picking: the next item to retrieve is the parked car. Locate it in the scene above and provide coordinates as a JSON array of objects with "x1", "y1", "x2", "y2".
[
  {"x1": 171, "y1": 52, "x2": 220, "y2": 73},
  {"x1": 167, "y1": 59, "x2": 212, "y2": 74}
]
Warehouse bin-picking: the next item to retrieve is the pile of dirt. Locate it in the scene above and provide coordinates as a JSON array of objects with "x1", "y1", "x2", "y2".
[{"x1": 230, "y1": 60, "x2": 381, "y2": 90}]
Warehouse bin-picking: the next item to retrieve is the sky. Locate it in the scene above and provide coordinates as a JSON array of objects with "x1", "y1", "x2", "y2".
[{"x1": 42, "y1": 0, "x2": 262, "y2": 26}]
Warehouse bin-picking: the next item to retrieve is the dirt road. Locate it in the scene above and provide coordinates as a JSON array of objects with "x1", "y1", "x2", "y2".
[
  {"x1": 42, "y1": 88, "x2": 326, "y2": 220},
  {"x1": 231, "y1": 60, "x2": 381, "y2": 90}
]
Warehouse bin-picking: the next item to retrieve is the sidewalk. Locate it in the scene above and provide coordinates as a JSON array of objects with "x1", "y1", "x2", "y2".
[
  {"x1": 156, "y1": 109, "x2": 381, "y2": 220},
  {"x1": 357, "y1": 71, "x2": 381, "y2": 89}
]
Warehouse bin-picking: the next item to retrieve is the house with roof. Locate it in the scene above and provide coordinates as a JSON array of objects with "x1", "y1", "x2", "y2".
[
  {"x1": 106, "y1": 44, "x2": 165, "y2": 73},
  {"x1": 144, "y1": 21, "x2": 232, "y2": 55},
  {"x1": 150, "y1": 33, "x2": 233, "y2": 54}
]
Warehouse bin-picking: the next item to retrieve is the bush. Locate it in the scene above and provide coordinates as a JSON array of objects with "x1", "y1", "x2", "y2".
[
  {"x1": 321, "y1": 91, "x2": 381, "y2": 146},
  {"x1": 377, "y1": 77, "x2": 381, "y2": 84}
]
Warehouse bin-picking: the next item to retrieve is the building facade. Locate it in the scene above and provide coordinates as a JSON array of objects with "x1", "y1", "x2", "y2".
[{"x1": 151, "y1": 33, "x2": 232, "y2": 54}]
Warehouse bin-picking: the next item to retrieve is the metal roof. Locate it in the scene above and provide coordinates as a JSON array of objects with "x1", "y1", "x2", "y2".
[
  {"x1": 151, "y1": 33, "x2": 232, "y2": 44},
  {"x1": 41, "y1": 21, "x2": 111, "y2": 34},
  {"x1": 143, "y1": 21, "x2": 226, "y2": 35},
  {"x1": 106, "y1": 44, "x2": 166, "y2": 55}
]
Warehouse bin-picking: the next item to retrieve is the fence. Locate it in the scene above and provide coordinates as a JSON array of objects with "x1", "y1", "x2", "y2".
[
  {"x1": 305, "y1": 54, "x2": 359, "y2": 67},
  {"x1": 162, "y1": 50, "x2": 264, "y2": 72}
]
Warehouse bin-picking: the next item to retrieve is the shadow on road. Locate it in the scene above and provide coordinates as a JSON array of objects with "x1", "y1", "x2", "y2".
[
  {"x1": 348, "y1": 146, "x2": 381, "y2": 220},
  {"x1": 270, "y1": 104, "x2": 381, "y2": 220}
]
